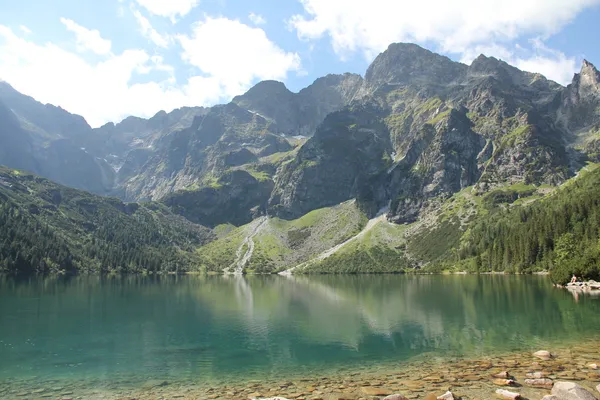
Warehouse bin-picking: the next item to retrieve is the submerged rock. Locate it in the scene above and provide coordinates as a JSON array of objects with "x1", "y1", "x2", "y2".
[
  {"x1": 383, "y1": 395, "x2": 409, "y2": 400},
  {"x1": 437, "y1": 391, "x2": 455, "y2": 400},
  {"x1": 534, "y1": 350, "x2": 553, "y2": 360},
  {"x1": 527, "y1": 371, "x2": 548, "y2": 379},
  {"x1": 493, "y1": 378, "x2": 516, "y2": 386},
  {"x1": 551, "y1": 381, "x2": 599, "y2": 400},
  {"x1": 524, "y1": 378, "x2": 553, "y2": 388},
  {"x1": 493, "y1": 371, "x2": 511, "y2": 379},
  {"x1": 495, "y1": 388, "x2": 521, "y2": 399},
  {"x1": 361, "y1": 387, "x2": 393, "y2": 396}
]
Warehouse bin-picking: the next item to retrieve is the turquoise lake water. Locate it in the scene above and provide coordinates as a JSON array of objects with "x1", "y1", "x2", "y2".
[{"x1": 0, "y1": 274, "x2": 599, "y2": 389}]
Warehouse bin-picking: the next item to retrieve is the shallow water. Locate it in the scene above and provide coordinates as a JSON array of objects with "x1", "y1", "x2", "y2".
[{"x1": 0, "y1": 274, "x2": 598, "y2": 392}]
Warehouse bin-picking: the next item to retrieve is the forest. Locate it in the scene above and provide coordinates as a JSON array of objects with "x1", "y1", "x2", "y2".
[
  {"x1": 0, "y1": 168, "x2": 213, "y2": 274},
  {"x1": 458, "y1": 168, "x2": 600, "y2": 285}
]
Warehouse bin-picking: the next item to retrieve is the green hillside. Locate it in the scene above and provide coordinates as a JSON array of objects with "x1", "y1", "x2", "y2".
[{"x1": 0, "y1": 167, "x2": 213, "y2": 274}]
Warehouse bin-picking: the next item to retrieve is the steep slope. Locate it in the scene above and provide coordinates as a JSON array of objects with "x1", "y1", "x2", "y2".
[
  {"x1": 269, "y1": 44, "x2": 576, "y2": 225},
  {"x1": 197, "y1": 200, "x2": 368, "y2": 273},
  {"x1": 0, "y1": 167, "x2": 214, "y2": 274},
  {"x1": 232, "y1": 73, "x2": 363, "y2": 136},
  {"x1": 0, "y1": 82, "x2": 114, "y2": 194},
  {"x1": 86, "y1": 106, "x2": 206, "y2": 171}
]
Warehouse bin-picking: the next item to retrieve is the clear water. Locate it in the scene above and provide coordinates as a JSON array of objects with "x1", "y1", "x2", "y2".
[{"x1": 0, "y1": 274, "x2": 598, "y2": 388}]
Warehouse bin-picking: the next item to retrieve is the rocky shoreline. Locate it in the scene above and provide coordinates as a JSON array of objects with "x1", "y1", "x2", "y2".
[{"x1": 2, "y1": 340, "x2": 599, "y2": 400}]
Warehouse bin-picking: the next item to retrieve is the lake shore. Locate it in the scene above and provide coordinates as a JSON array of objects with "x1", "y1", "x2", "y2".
[{"x1": 2, "y1": 337, "x2": 599, "y2": 400}]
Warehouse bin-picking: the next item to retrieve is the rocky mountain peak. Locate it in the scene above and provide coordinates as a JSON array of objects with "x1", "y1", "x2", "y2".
[
  {"x1": 365, "y1": 42, "x2": 467, "y2": 87},
  {"x1": 578, "y1": 59, "x2": 600, "y2": 91},
  {"x1": 468, "y1": 54, "x2": 541, "y2": 87}
]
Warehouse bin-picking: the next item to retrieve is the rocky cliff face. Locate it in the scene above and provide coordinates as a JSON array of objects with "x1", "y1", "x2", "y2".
[
  {"x1": 0, "y1": 43, "x2": 599, "y2": 228},
  {"x1": 232, "y1": 73, "x2": 363, "y2": 136},
  {"x1": 0, "y1": 83, "x2": 113, "y2": 194}
]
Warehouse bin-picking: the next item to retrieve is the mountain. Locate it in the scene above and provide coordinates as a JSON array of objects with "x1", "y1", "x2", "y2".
[
  {"x1": 0, "y1": 166, "x2": 213, "y2": 274},
  {"x1": 0, "y1": 82, "x2": 114, "y2": 194},
  {"x1": 1, "y1": 42, "x2": 600, "y2": 281}
]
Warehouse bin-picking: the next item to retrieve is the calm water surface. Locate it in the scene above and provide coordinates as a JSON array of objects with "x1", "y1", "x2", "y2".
[{"x1": 0, "y1": 274, "x2": 598, "y2": 387}]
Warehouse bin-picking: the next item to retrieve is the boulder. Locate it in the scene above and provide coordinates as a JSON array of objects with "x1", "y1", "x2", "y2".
[
  {"x1": 524, "y1": 378, "x2": 554, "y2": 388},
  {"x1": 551, "y1": 381, "x2": 599, "y2": 400},
  {"x1": 534, "y1": 350, "x2": 553, "y2": 360},
  {"x1": 495, "y1": 388, "x2": 521, "y2": 399}
]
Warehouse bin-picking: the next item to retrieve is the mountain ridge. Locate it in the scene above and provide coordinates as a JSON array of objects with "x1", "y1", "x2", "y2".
[{"x1": 0, "y1": 42, "x2": 599, "y2": 228}]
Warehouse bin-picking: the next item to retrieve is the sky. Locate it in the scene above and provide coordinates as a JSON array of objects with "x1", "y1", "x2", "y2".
[{"x1": 1, "y1": 0, "x2": 600, "y2": 128}]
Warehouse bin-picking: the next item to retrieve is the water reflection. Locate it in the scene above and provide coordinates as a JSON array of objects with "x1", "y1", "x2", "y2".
[{"x1": 0, "y1": 274, "x2": 598, "y2": 385}]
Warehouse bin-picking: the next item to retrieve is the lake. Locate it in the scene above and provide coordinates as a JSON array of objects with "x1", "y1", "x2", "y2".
[{"x1": 0, "y1": 274, "x2": 599, "y2": 397}]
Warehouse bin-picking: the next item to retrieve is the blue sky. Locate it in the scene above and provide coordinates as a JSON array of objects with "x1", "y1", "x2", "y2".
[{"x1": 1, "y1": 0, "x2": 600, "y2": 127}]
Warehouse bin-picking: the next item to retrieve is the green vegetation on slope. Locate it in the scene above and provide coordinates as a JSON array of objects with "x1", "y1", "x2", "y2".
[
  {"x1": 457, "y1": 164, "x2": 600, "y2": 284},
  {"x1": 196, "y1": 200, "x2": 368, "y2": 273},
  {"x1": 301, "y1": 220, "x2": 410, "y2": 274},
  {"x1": 0, "y1": 167, "x2": 213, "y2": 275}
]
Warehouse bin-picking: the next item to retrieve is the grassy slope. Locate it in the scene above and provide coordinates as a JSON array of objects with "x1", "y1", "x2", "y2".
[{"x1": 196, "y1": 200, "x2": 369, "y2": 273}]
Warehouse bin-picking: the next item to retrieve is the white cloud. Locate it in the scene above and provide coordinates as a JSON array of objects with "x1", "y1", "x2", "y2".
[
  {"x1": 19, "y1": 25, "x2": 32, "y2": 35},
  {"x1": 60, "y1": 18, "x2": 112, "y2": 55},
  {"x1": 248, "y1": 12, "x2": 267, "y2": 25},
  {"x1": 134, "y1": 0, "x2": 199, "y2": 22},
  {"x1": 132, "y1": 9, "x2": 171, "y2": 48},
  {"x1": 289, "y1": 0, "x2": 600, "y2": 60},
  {"x1": 178, "y1": 16, "x2": 301, "y2": 98},
  {"x1": 0, "y1": 17, "x2": 301, "y2": 128}
]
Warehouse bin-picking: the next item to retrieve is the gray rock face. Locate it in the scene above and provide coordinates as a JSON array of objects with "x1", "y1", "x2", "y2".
[
  {"x1": 560, "y1": 60, "x2": 600, "y2": 132},
  {"x1": 551, "y1": 381, "x2": 599, "y2": 400},
  {"x1": 162, "y1": 170, "x2": 273, "y2": 227},
  {"x1": 365, "y1": 43, "x2": 466, "y2": 88},
  {"x1": 268, "y1": 103, "x2": 392, "y2": 219},
  {"x1": 233, "y1": 74, "x2": 363, "y2": 136},
  {"x1": 0, "y1": 86, "x2": 112, "y2": 195}
]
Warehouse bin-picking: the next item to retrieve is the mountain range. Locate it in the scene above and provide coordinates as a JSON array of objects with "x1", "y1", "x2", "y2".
[{"x1": 1, "y1": 42, "x2": 599, "y2": 282}]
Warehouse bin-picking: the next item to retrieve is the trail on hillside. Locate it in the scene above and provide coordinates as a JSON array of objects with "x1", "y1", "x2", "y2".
[
  {"x1": 227, "y1": 216, "x2": 268, "y2": 275},
  {"x1": 280, "y1": 206, "x2": 389, "y2": 275}
]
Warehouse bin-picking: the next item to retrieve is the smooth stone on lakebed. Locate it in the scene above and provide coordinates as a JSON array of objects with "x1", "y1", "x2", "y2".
[
  {"x1": 495, "y1": 388, "x2": 521, "y2": 399},
  {"x1": 437, "y1": 390, "x2": 455, "y2": 400},
  {"x1": 524, "y1": 378, "x2": 553, "y2": 388},
  {"x1": 534, "y1": 350, "x2": 553, "y2": 360},
  {"x1": 551, "y1": 381, "x2": 599, "y2": 400},
  {"x1": 527, "y1": 371, "x2": 548, "y2": 379},
  {"x1": 361, "y1": 387, "x2": 393, "y2": 396},
  {"x1": 493, "y1": 379, "x2": 516, "y2": 386},
  {"x1": 493, "y1": 371, "x2": 511, "y2": 379},
  {"x1": 383, "y1": 395, "x2": 409, "y2": 400}
]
